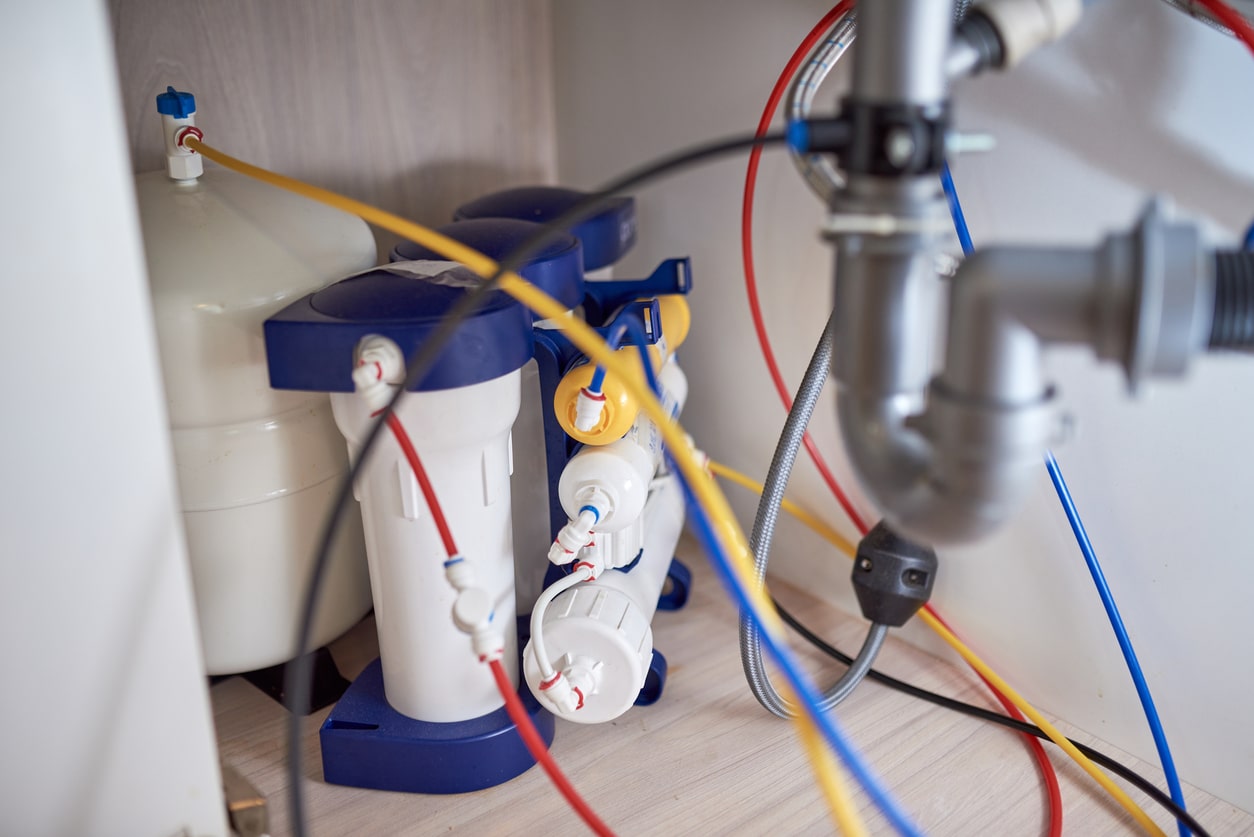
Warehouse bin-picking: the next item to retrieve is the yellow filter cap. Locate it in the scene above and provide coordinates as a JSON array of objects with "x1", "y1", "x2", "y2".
[
  {"x1": 653, "y1": 295, "x2": 691, "y2": 352},
  {"x1": 554, "y1": 353, "x2": 640, "y2": 445}
]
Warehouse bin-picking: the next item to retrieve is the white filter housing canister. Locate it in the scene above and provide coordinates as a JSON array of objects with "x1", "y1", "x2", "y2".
[
  {"x1": 332, "y1": 373, "x2": 521, "y2": 722},
  {"x1": 264, "y1": 261, "x2": 538, "y2": 724}
]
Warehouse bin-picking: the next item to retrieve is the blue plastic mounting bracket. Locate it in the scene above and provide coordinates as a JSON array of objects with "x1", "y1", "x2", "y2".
[
  {"x1": 320, "y1": 658, "x2": 554, "y2": 794},
  {"x1": 657, "y1": 557, "x2": 692, "y2": 611},
  {"x1": 535, "y1": 298, "x2": 662, "y2": 365},
  {"x1": 582, "y1": 258, "x2": 692, "y2": 325},
  {"x1": 634, "y1": 650, "x2": 668, "y2": 706}
]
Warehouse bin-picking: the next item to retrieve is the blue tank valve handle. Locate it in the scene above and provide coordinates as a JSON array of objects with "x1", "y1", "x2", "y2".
[{"x1": 156, "y1": 86, "x2": 196, "y2": 118}]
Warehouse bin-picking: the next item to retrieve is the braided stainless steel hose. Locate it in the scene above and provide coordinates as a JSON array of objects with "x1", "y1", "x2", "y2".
[
  {"x1": 786, "y1": 13, "x2": 856, "y2": 204},
  {"x1": 738, "y1": 310, "x2": 886, "y2": 717}
]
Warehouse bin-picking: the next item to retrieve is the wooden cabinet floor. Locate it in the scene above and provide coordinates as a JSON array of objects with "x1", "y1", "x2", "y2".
[{"x1": 211, "y1": 549, "x2": 1254, "y2": 836}]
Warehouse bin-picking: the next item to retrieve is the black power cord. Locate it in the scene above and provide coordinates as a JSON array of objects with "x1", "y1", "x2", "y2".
[
  {"x1": 283, "y1": 129, "x2": 787, "y2": 837},
  {"x1": 771, "y1": 597, "x2": 1213, "y2": 837}
]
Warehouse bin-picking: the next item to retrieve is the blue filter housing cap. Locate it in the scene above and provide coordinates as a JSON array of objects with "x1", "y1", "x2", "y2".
[
  {"x1": 265, "y1": 264, "x2": 534, "y2": 393},
  {"x1": 454, "y1": 186, "x2": 636, "y2": 271},
  {"x1": 156, "y1": 86, "x2": 196, "y2": 117},
  {"x1": 391, "y1": 218, "x2": 585, "y2": 312}
]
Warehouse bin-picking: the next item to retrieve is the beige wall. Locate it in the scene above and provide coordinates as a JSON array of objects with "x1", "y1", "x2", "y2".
[{"x1": 109, "y1": 0, "x2": 558, "y2": 259}]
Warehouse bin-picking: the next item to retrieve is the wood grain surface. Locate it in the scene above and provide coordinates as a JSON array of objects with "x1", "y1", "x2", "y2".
[
  {"x1": 108, "y1": 0, "x2": 557, "y2": 259},
  {"x1": 212, "y1": 543, "x2": 1254, "y2": 836}
]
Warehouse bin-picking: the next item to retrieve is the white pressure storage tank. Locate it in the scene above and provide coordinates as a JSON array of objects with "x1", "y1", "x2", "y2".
[{"x1": 135, "y1": 87, "x2": 375, "y2": 675}]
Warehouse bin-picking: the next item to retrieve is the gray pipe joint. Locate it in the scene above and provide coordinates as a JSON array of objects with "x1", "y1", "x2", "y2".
[
  {"x1": 833, "y1": 198, "x2": 1216, "y2": 545},
  {"x1": 822, "y1": 0, "x2": 1228, "y2": 545}
]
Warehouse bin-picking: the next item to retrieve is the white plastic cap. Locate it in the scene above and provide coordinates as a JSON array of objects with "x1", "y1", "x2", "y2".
[
  {"x1": 979, "y1": 0, "x2": 1082, "y2": 67},
  {"x1": 523, "y1": 583, "x2": 652, "y2": 724}
]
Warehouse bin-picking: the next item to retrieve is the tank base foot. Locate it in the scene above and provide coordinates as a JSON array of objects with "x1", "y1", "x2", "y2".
[{"x1": 211, "y1": 645, "x2": 350, "y2": 715}]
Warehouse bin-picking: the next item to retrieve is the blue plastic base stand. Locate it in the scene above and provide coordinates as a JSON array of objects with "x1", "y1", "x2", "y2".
[
  {"x1": 634, "y1": 649, "x2": 668, "y2": 706},
  {"x1": 657, "y1": 557, "x2": 692, "y2": 611},
  {"x1": 320, "y1": 658, "x2": 555, "y2": 794}
]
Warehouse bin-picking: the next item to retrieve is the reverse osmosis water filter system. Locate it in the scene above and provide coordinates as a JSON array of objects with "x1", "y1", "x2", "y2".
[{"x1": 8, "y1": 0, "x2": 1254, "y2": 834}]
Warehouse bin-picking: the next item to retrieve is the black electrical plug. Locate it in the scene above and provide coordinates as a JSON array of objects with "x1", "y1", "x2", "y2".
[{"x1": 851, "y1": 521, "x2": 938, "y2": 627}]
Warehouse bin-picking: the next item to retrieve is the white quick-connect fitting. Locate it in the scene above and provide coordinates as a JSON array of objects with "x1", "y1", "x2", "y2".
[
  {"x1": 447, "y1": 559, "x2": 505, "y2": 663},
  {"x1": 979, "y1": 0, "x2": 1083, "y2": 67},
  {"x1": 547, "y1": 499, "x2": 605, "y2": 566},
  {"x1": 535, "y1": 658, "x2": 601, "y2": 716},
  {"x1": 443, "y1": 555, "x2": 475, "y2": 591},
  {"x1": 470, "y1": 623, "x2": 505, "y2": 664},
  {"x1": 159, "y1": 105, "x2": 203, "y2": 182},
  {"x1": 536, "y1": 670, "x2": 583, "y2": 715},
  {"x1": 352, "y1": 335, "x2": 406, "y2": 414},
  {"x1": 573, "y1": 387, "x2": 607, "y2": 432}
]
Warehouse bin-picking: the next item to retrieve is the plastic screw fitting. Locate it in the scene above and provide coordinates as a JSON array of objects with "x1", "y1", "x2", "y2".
[
  {"x1": 452, "y1": 586, "x2": 504, "y2": 662},
  {"x1": 537, "y1": 670, "x2": 582, "y2": 715},
  {"x1": 352, "y1": 335, "x2": 406, "y2": 413},
  {"x1": 574, "y1": 387, "x2": 608, "y2": 432},
  {"x1": 443, "y1": 556, "x2": 475, "y2": 591},
  {"x1": 549, "y1": 506, "x2": 602, "y2": 564}
]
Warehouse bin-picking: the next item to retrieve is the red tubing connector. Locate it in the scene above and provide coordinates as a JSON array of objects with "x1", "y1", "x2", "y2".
[{"x1": 175, "y1": 125, "x2": 204, "y2": 150}]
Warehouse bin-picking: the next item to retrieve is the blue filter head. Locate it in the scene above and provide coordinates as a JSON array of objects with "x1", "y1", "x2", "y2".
[
  {"x1": 265, "y1": 263, "x2": 534, "y2": 393},
  {"x1": 391, "y1": 218, "x2": 585, "y2": 313},
  {"x1": 454, "y1": 186, "x2": 636, "y2": 271}
]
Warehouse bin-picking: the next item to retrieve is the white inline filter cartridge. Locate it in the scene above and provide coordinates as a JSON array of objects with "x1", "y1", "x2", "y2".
[
  {"x1": 526, "y1": 356, "x2": 689, "y2": 722},
  {"x1": 524, "y1": 472, "x2": 685, "y2": 724}
]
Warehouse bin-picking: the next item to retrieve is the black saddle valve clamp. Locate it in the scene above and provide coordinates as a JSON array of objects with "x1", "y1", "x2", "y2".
[
  {"x1": 851, "y1": 522, "x2": 939, "y2": 627},
  {"x1": 786, "y1": 101, "x2": 950, "y2": 178}
]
